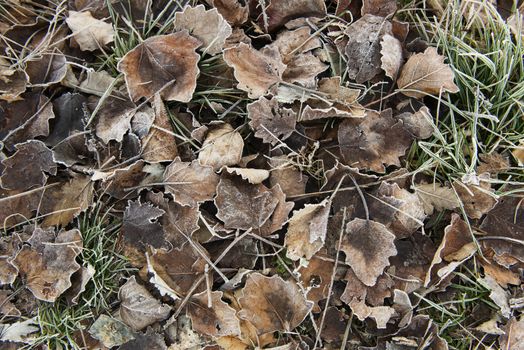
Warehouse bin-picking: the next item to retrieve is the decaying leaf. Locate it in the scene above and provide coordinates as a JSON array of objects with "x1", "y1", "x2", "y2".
[
  {"x1": 163, "y1": 158, "x2": 219, "y2": 207},
  {"x1": 499, "y1": 317, "x2": 524, "y2": 350},
  {"x1": 341, "y1": 218, "x2": 397, "y2": 286},
  {"x1": 119, "y1": 331, "x2": 167, "y2": 350},
  {"x1": 344, "y1": 15, "x2": 392, "y2": 83},
  {"x1": 247, "y1": 96, "x2": 296, "y2": 145},
  {"x1": 362, "y1": 0, "x2": 398, "y2": 17},
  {"x1": 254, "y1": 0, "x2": 326, "y2": 33},
  {"x1": 397, "y1": 47, "x2": 459, "y2": 98},
  {"x1": 12, "y1": 228, "x2": 82, "y2": 302},
  {"x1": 413, "y1": 182, "x2": 460, "y2": 215},
  {"x1": 223, "y1": 43, "x2": 286, "y2": 98},
  {"x1": 237, "y1": 273, "x2": 313, "y2": 334},
  {"x1": 397, "y1": 106, "x2": 434, "y2": 139},
  {"x1": 0, "y1": 58, "x2": 27, "y2": 102},
  {"x1": 298, "y1": 254, "x2": 334, "y2": 312},
  {"x1": 480, "y1": 275, "x2": 511, "y2": 319},
  {"x1": 199, "y1": 123, "x2": 244, "y2": 170},
  {"x1": 211, "y1": 0, "x2": 249, "y2": 25},
  {"x1": 25, "y1": 48, "x2": 67, "y2": 86},
  {"x1": 0, "y1": 317, "x2": 39, "y2": 344},
  {"x1": 0, "y1": 140, "x2": 56, "y2": 191},
  {"x1": 224, "y1": 167, "x2": 270, "y2": 184},
  {"x1": 284, "y1": 198, "x2": 331, "y2": 261},
  {"x1": 338, "y1": 109, "x2": 413, "y2": 173},
  {"x1": 91, "y1": 94, "x2": 136, "y2": 144},
  {"x1": 380, "y1": 33, "x2": 403, "y2": 79},
  {"x1": 66, "y1": 11, "x2": 114, "y2": 51},
  {"x1": 89, "y1": 314, "x2": 135, "y2": 348},
  {"x1": 118, "y1": 32, "x2": 201, "y2": 102},
  {"x1": 215, "y1": 175, "x2": 279, "y2": 230},
  {"x1": 173, "y1": 5, "x2": 232, "y2": 55},
  {"x1": 188, "y1": 291, "x2": 241, "y2": 337},
  {"x1": 453, "y1": 178, "x2": 497, "y2": 219},
  {"x1": 118, "y1": 276, "x2": 171, "y2": 331}
]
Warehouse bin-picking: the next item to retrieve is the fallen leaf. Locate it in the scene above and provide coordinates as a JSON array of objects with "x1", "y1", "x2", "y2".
[
  {"x1": 66, "y1": 11, "x2": 114, "y2": 51},
  {"x1": 0, "y1": 290, "x2": 20, "y2": 317},
  {"x1": 163, "y1": 157, "x2": 219, "y2": 207},
  {"x1": 223, "y1": 43, "x2": 286, "y2": 98},
  {"x1": 453, "y1": 179, "x2": 497, "y2": 219},
  {"x1": 253, "y1": 0, "x2": 326, "y2": 33},
  {"x1": 173, "y1": 5, "x2": 232, "y2": 55},
  {"x1": 397, "y1": 47, "x2": 459, "y2": 98},
  {"x1": 90, "y1": 94, "x2": 136, "y2": 144},
  {"x1": 413, "y1": 182, "x2": 460, "y2": 215},
  {"x1": 118, "y1": 276, "x2": 171, "y2": 331},
  {"x1": 119, "y1": 331, "x2": 167, "y2": 350},
  {"x1": 199, "y1": 123, "x2": 244, "y2": 170},
  {"x1": 237, "y1": 273, "x2": 313, "y2": 334},
  {"x1": 499, "y1": 317, "x2": 524, "y2": 350},
  {"x1": 397, "y1": 106, "x2": 434, "y2": 139},
  {"x1": 338, "y1": 109, "x2": 413, "y2": 173},
  {"x1": 12, "y1": 228, "x2": 82, "y2": 302},
  {"x1": 247, "y1": 96, "x2": 296, "y2": 145},
  {"x1": 211, "y1": 0, "x2": 249, "y2": 25},
  {"x1": 0, "y1": 140, "x2": 56, "y2": 191},
  {"x1": 215, "y1": 175, "x2": 279, "y2": 230},
  {"x1": 0, "y1": 58, "x2": 27, "y2": 102},
  {"x1": 224, "y1": 167, "x2": 270, "y2": 184},
  {"x1": 480, "y1": 275, "x2": 511, "y2": 319},
  {"x1": 380, "y1": 33, "x2": 403, "y2": 79},
  {"x1": 362, "y1": 0, "x2": 397, "y2": 17},
  {"x1": 188, "y1": 290, "x2": 241, "y2": 337},
  {"x1": 25, "y1": 48, "x2": 67, "y2": 86},
  {"x1": 341, "y1": 218, "x2": 397, "y2": 286},
  {"x1": 259, "y1": 184, "x2": 294, "y2": 236},
  {"x1": 65, "y1": 263, "x2": 95, "y2": 305},
  {"x1": 344, "y1": 15, "x2": 392, "y2": 83},
  {"x1": 118, "y1": 32, "x2": 201, "y2": 102},
  {"x1": 0, "y1": 317, "x2": 39, "y2": 344},
  {"x1": 284, "y1": 198, "x2": 331, "y2": 261},
  {"x1": 89, "y1": 314, "x2": 135, "y2": 348},
  {"x1": 298, "y1": 254, "x2": 334, "y2": 312}
]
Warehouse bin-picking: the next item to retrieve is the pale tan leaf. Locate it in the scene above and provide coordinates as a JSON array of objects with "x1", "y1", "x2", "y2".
[{"x1": 66, "y1": 11, "x2": 114, "y2": 51}]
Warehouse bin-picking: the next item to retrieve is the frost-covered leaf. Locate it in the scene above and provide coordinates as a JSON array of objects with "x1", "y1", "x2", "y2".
[
  {"x1": 89, "y1": 315, "x2": 135, "y2": 348},
  {"x1": 66, "y1": 11, "x2": 114, "y2": 51},
  {"x1": 247, "y1": 96, "x2": 296, "y2": 145},
  {"x1": 198, "y1": 123, "x2": 244, "y2": 171},
  {"x1": 188, "y1": 291, "x2": 241, "y2": 337}
]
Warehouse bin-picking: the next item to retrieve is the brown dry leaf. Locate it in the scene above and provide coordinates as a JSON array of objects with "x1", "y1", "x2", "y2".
[
  {"x1": 387, "y1": 315, "x2": 449, "y2": 350},
  {"x1": 413, "y1": 182, "x2": 460, "y2": 215},
  {"x1": 223, "y1": 43, "x2": 286, "y2": 98},
  {"x1": 247, "y1": 96, "x2": 297, "y2": 145},
  {"x1": 512, "y1": 139, "x2": 524, "y2": 166},
  {"x1": 397, "y1": 47, "x2": 459, "y2": 98},
  {"x1": 77, "y1": 70, "x2": 116, "y2": 96},
  {"x1": 224, "y1": 167, "x2": 270, "y2": 184},
  {"x1": 348, "y1": 299, "x2": 395, "y2": 329},
  {"x1": 12, "y1": 228, "x2": 82, "y2": 302},
  {"x1": 0, "y1": 140, "x2": 56, "y2": 191},
  {"x1": 211, "y1": 0, "x2": 249, "y2": 25},
  {"x1": 284, "y1": 198, "x2": 331, "y2": 261},
  {"x1": 142, "y1": 94, "x2": 179, "y2": 163},
  {"x1": 480, "y1": 275, "x2": 511, "y2": 318},
  {"x1": 237, "y1": 273, "x2": 313, "y2": 334},
  {"x1": 269, "y1": 157, "x2": 308, "y2": 198},
  {"x1": 148, "y1": 244, "x2": 208, "y2": 298},
  {"x1": 41, "y1": 174, "x2": 94, "y2": 227},
  {"x1": 0, "y1": 236, "x2": 22, "y2": 285},
  {"x1": 215, "y1": 175, "x2": 279, "y2": 230},
  {"x1": 89, "y1": 315, "x2": 135, "y2": 348},
  {"x1": 480, "y1": 193, "x2": 524, "y2": 265},
  {"x1": 25, "y1": 48, "x2": 67, "y2": 86},
  {"x1": 199, "y1": 123, "x2": 244, "y2": 170},
  {"x1": 259, "y1": 184, "x2": 294, "y2": 236},
  {"x1": 66, "y1": 11, "x2": 114, "y2": 51},
  {"x1": 0, "y1": 58, "x2": 27, "y2": 102},
  {"x1": 118, "y1": 276, "x2": 171, "y2": 331},
  {"x1": 380, "y1": 33, "x2": 403, "y2": 79},
  {"x1": 254, "y1": 0, "x2": 326, "y2": 33},
  {"x1": 362, "y1": 0, "x2": 397, "y2": 17},
  {"x1": 341, "y1": 218, "x2": 397, "y2": 286},
  {"x1": 118, "y1": 32, "x2": 201, "y2": 102},
  {"x1": 397, "y1": 106, "x2": 434, "y2": 139},
  {"x1": 344, "y1": 15, "x2": 392, "y2": 83},
  {"x1": 499, "y1": 317, "x2": 524, "y2": 350},
  {"x1": 173, "y1": 5, "x2": 232, "y2": 55},
  {"x1": 91, "y1": 94, "x2": 136, "y2": 144},
  {"x1": 298, "y1": 254, "x2": 334, "y2": 312},
  {"x1": 0, "y1": 290, "x2": 21, "y2": 317},
  {"x1": 122, "y1": 199, "x2": 167, "y2": 264},
  {"x1": 478, "y1": 152, "x2": 510, "y2": 175},
  {"x1": 163, "y1": 157, "x2": 219, "y2": 207},
  {"x1": 119, "y1": 331, "x2": 167, "y2": 350},
  {"x1": 481, "y1": 258, "x2": 520, "y2": 288},
  {"x1": 65, "y1": 264, "x2": 95, "y2": 305},
  {"x1": 188, "y1": 291, "x2": 241, "y2": 337},
  {"x1": 453, "y1": 178, "x2": 497, "y2": 219},
  {"x1": 338, "y1": 109, "x2": 413, "y2": 173},
  {"x1": 102, "y1": 160, "x2": 147, "y2": 199},
  {"x1": 425, "y1": 214, "x2": 477, "y2": 286}
]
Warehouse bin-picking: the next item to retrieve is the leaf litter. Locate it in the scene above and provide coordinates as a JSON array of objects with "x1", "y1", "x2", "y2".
[{"x1": 0, "y1": 0, "x2": 522, "y2": 349}]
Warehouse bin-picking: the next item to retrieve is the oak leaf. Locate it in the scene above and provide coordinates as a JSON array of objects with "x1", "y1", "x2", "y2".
[
  {"x1": 397, "y1": 47, "x2": 459, "y2": 98},
  {"x1": 118, "y1": 32, "x2": 201, "y2": 102}
]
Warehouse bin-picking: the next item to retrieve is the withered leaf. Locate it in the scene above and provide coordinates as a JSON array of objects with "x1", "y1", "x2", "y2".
[
  {"x1": 91, "y1": 94, "x2": 136, "y2": 144},
  {"x1": 118, "y1": 276, "x2": 171, "y2": 331},
  {"x1": 198, "y1": 123, "x2": 244, "y2": 170},
  {"x1": 338, "y1": 109, "x2": 413, "y2": 173},
  {"x1": 188, "y1": 291, "x2": 241, "y2": 337},
  {"x1": 298, "y1": 254, "x2": 334, "y2": 312},
  {"x1": 247, "y1": 96, "x2": 297, "y2": 145},
  {"x1": 119, "y1": 331, "x2": 167, "y2": 350},
  {"x1": 211, "y1": 0, "x2": 248, "y2": 25},
  {"x1": 259, "y1": 184, "x2": 294, "y2": 236},
  {"x1": 397, "y1": 106, "x2": 434, "y2": 139},
  {"x1": 380, "y1": 33, "x2": 403, "y2": 79},
  {"x1": 285, "y1": 198, "x2": 331, "y2": 261},
  {"x1": 118, "y1": 32, "x2": 201, "y2": 102},
  {"x1": 255, "y1": 0, "x2": 326, "y2": 33},
  {"x1": 215, "y1": 175, "x2": 279, "y2": 230},
  {"x1": 345, "y1": 15, "x2": 392, "y2": 83},
  {"x1": 66, "y1": 11, "x2": 114, "y2": 51},
  {"x1": 453, "y1": 178, "x2": 497, "y2": 219},
  {"x1": 0, "y1": 140, "x2": 56, "y2": 191},
  {"x1": 362, "y1": 0, "x2": 398, "y2": 17},
  {"x1": 163, "y1": 157, "x2": 219, "y2": 207},
  {"x1": 397, "y1": 47, "x2": 459, "y2": 98},
  {"x1": 341, "y1": 218, "x2": 397, "y2": 286},
  {"x1": 413, "y1": 182, "x2": 460, "y2": 215},
  {"x1": 25, "y1": 48, "x2": 67, "y2": 86},
  {"x1": 499, "y1": 317, "x2": 524, "y2": 350},
  {"x1": 89, "y1": 315, "x2": 135, "y2": 348},
  {"x1": 224, "y1": 167, "x2": 270, "y2": 184},
  {"x1": 122, "y1": 199, "x2": 167, "y2": 253},
  {"x1": 237, "y1": 273, "x2": 313, "y2": 334},
  {"x1": 173, "y1": 5, "x2": 232, "y2": 55},
  {"x1": 0, "y1": 58, "x2": 27, "y2": 102},
  {"x1": 223, "y1": 43, "x2": 286, "y2": 98},
  {"x1": 12, "y1": 228, "x2": 82, "y2": 302}
]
